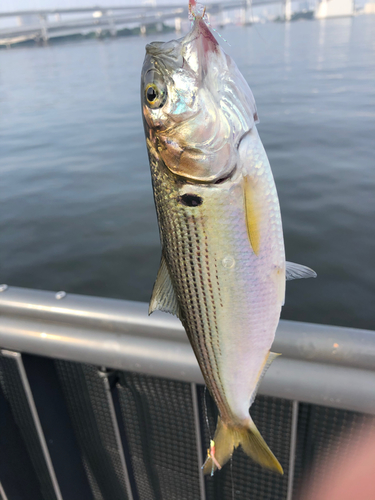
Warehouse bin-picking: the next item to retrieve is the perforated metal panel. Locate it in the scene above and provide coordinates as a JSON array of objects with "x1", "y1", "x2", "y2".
[
  {"x1": 55, "y1": 361, "x2": 133, "y2": 500},
  {"x1": 116, "y1": 372, "x2": 202, "y2": 500},
  {"x1": 0, "y1": 350, "x2": 374, "y2": 500},
  {"x1": 21, "y1": 353, "x2": 94, "y2": 500},
  {"x1": 0, "y1": 352, "x2": 59, "y2": 500}
]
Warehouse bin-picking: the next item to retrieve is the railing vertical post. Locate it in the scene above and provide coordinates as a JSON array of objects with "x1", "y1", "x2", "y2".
[
  {"x1": 1, "y1": 350, "x2": 63, "y2": 500},
  {"x1": 100, "y1": 372, "x2": 134, "y2": 500},
  {"x1": 0, "y1": 482, "x2": 8, "y2": 500},
  {"x1": 287, "y1": 400, "x2": 299, "y2": 500}
]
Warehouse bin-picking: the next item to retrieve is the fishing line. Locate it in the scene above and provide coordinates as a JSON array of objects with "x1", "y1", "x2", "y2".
[
  {"x1": 248, "y1": 1, "x2": 270, "y2": 48},
  {"x1": 248, "y1": 0, "x2": 285, "y2": 57},
  {"x1": 189, "y1": 0, "x2": 284, "y2": 64},
  {"x1": 205, "y1": 19, "x2": 231, "y2": 47},
  {"x1": 230, "y1": 455, "x2": 235, "y2": 500},
  {"x1": 189, "y1": 1, "x2": 231, "y2": 46},
  {"x1": 203, "y1": 386, "x2": 213, "y2": 441}
]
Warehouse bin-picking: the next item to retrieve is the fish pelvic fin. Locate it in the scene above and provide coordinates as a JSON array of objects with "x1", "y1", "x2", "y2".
[
  {"x1": 202, "y1": 416, "x2": 283, "y2": 476},
  {"x1": 149, "y1": 254, "x2": 181, "y2": 319}
]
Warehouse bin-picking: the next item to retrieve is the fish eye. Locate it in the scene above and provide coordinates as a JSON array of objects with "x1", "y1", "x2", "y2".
[
  {"x1": 145, "y1": 83, "x2": 164, "y2": 107},
  {"x1": 146, "y1": 85, "x2": 157, "y2": 103},
  {"x1": 144, "y1": 69, "x2": 167, "y2": 109}
]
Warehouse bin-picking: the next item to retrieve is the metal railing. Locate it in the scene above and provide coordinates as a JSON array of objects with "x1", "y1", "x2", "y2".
[
  {"x1": 0, "y1": 285, "x2": 374, "y2": 500},
  {"x1": 0, "y1": 286, "x2": 374, "y2": 415}
]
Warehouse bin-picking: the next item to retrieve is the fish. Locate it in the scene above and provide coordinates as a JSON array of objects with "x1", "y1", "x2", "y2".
[{"x1": 141, "y1": 2, "x2": 316, "y2": 475}]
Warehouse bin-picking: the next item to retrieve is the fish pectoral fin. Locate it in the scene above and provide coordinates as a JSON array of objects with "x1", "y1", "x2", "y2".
[
  {"x1": 149, "y1": 255, "x2": 180, "y2": 319},
  {"x1": 243, "y1": 174, "x2": 261, "y2": 256},
  {"x1": 202, "y1": 416, "x2": 283, "y2": 476},
  {"x1": 249, "y1": 351, "x2": 281, "y2": 406},
  {"x1": 286, "y1": 261, "x2": 317, "y2": 281}
]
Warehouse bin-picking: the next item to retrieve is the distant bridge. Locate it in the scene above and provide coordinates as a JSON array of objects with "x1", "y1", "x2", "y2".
[
  {"x1": 0, "y1": 1, "x2": 287, "y2": 19},
  {"x1": 0, "y1": 1, "x2": 289, "y2": 47}
]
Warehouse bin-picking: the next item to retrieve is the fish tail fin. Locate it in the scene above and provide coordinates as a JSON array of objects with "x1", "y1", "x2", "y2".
[
  {"x1": 241, "y1": 418, "x2": 284, "y2": 474},
  {"x1": 202, "y1": 417, "x2": 235, "y2": 476},
  {"x1": 202, "y1": 416, "x2": 283, "y2": 476}
]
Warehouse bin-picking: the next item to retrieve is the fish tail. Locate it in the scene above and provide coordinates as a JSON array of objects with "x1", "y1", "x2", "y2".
[{"x1": 202, "y1": 416, "x2": 283, "y2": 476}]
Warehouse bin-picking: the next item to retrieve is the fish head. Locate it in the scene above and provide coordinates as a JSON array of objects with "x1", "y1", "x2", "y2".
[{"x1": 141, "y1": 17, "x2": 258, "y2": 183}]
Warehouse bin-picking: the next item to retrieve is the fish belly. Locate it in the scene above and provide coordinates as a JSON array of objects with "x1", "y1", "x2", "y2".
[{"x1": 149, "y1": 131, "x2": 284, "y2": 426}]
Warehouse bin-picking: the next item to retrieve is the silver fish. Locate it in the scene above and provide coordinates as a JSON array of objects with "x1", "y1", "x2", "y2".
[{"x1": 141, "y1": 8, "x2": 316, "y2": 475}]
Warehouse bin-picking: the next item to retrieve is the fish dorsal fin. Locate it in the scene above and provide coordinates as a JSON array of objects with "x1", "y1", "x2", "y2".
[
  {"x1": 149, "y1": 255, "x2": 180, "y2": 318},
  {"x1": 243, "y1": 175, "x2": 261, "y2": 256},
  {"x1": 249, "y1": 352, "x2": 281, "y2": 406},
  {"x1": 286, "y1": 261, "x2": 317, "y2": 281}
]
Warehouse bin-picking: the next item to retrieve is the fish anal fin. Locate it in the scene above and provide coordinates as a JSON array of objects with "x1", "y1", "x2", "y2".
[
  {"x1": 149, "y1": 255, "x2": 180, "y2": 318},
  {"x1": 202, "y1": 416, "x2": 283, "y2": 476},
  {"x1": 249, "y1": 351, "x2": 281, "y2": 406},
  {"x1": 286, "y1": 261, "x2": 317, "y2": 281},
  {"x1": 243, "y1": 175, "x2": 261, "y2": 256}
]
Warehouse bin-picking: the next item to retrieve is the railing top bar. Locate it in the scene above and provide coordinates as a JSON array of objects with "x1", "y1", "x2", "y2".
[
  {"x1": 0, "y1": 311, "x2": 374, "y2": 416},
  {"x1": 0, "y1": 285, "x2": 185, "y2": 340},
  {"x1": 0, "y1": 286, "x2": 374, "y2": 370}
]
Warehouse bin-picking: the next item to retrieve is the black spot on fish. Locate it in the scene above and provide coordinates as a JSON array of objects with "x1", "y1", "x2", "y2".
[{"x1": 178, "y1": 194, "x2": 203, "y2": 207}]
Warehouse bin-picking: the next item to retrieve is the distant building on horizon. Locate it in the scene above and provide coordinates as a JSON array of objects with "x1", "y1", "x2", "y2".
[
  {"x1": 315, "y1": 0, "x2": 354, "y2": 18},
  {"x1": 363, "y1": 1, "x2": 375, "y2": 13}
]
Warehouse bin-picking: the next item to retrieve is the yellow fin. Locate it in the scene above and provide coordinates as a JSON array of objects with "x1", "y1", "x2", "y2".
[
  {"x1": 202, "y1": 418, "x2": 236, "y2": 476},
  {"x1": 243, "y1": 175, "x2": 261, "y2": 255},
  {"x1": 202, "y1": 416, "x2": 283, "y2": 475},
  {"x1": 243, "y1": 419, "x2": 284, "y2": 474}
]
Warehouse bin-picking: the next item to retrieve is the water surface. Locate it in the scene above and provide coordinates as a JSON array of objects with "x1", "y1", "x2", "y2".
[{"x1": 1, "y1": 15, "x2": 374, "y2": 330}]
